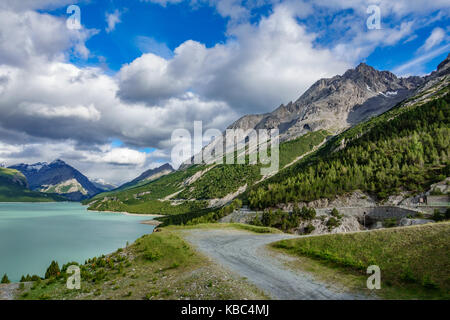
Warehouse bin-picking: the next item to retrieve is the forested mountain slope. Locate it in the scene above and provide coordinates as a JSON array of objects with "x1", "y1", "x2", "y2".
[
  {"x1": 248, "y1": 85, "x2": 450, "y2": 209},
  {"x1": 85, "y1": 130, "x2": 329, "y2": 214},
  {"x1": 87, "y1": 55, "x2": 450, "y2": 217}
]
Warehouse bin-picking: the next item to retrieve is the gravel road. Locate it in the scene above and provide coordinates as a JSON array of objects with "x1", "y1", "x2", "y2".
[{"x1": 183, "y1": 229, "x2": 368, "y2": 300}]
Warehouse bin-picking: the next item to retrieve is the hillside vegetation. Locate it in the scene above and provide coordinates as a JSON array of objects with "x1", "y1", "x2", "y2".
[
  {"x1": 0, "y1": 168, "x2": 62, "y2": 202},
  {"x1": 19, "y1": 225, "x2": 267, "y2": 300},
  {"x1": 249, "y1": 90, "x2": 450, "y2": 209},
  {"x1": 86, "y1": 130, "x2": 328, "y2": 215},
  {"x1": 273, "y1": 222, "x2": 450, "y2": 299}
]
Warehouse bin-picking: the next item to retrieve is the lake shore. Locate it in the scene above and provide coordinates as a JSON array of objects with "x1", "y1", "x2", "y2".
[
  {"x1": 0, "y1": 202, "x2": 155, "y2": 282},
  {"x1": 87, "y1": 208, "x2": 165, "y2": 218}
]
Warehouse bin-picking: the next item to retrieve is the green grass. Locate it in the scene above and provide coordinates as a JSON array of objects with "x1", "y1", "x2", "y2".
[
  {"x1": 248, "y1": 90, "x2": 450, "y2": 208},
  {"x1": 21, "y1": 227, "x2": 266, "y2": 300},
  {"x1": 84, "y1": 130, "x2": 329, "y2": 216},
  {"x1": 0, "y1": 168, "x2": 62, "y2": 202},
  {"x1": 272, "y1": 222, "x2": 450, "y2": 299},
  {"x1": 167, "y1": 223, "x2": 282, "y2": 234},
  {"x1": 89, "y1": 198, "x2": 208, "y2": 215},
  {"x1": 85, "y1": 164, "x2": 205, "y2": 203},
  {"x1": 178, "y1": 130, "x2": 330, "y2": 200},
  {"x1": 278, "y1": 130, "x2": 329, "y2": 168},
  {"x1": 0, "y1": 167, "x2": 24, "y2": 178}
]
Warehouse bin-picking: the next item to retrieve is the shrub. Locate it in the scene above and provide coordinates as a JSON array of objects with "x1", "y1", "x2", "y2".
[
  {"x1": 293, "y1": 206, "x2": 316, "y2": 220},
  {"x1": 326, "y1": 217, "x2": 341, "y2": 231},
  {"x1": 422, "y1": 275, "x2": 438, "y2": 290},
  {"x1": 1, "y1": 274, "x2": 10, "y2": 284},
  {"x1": 432, "y1": 209, "x2": 447, "y2": 222},
  {"x1": 330, "y1": 208, "x2": 341, "y2": 218},
  {"x1": 304, "y1": 224, "x2": 316, "y2": 234},
  {"x1": 250, "y1": 216, "x2": 263, "y2": 226},
  {"x1": 415, "y1": 211, "x2": 425, "y2": 219},
  {"x1": 383, "y1": 218, "x2": 397, "y2": 228},
  {"x1": 61, "y1": 261, "x2": 79, "y2": 273},
  {"x1": 45, "y1": 261, "x2": 61, "y2": 279},
  {"x1": 144, "y1": 249, "x2": 162, "y2": 262}
]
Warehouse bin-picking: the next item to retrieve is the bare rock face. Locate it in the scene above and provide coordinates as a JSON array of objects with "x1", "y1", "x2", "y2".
[
  {"x1": 297, "y1": 215, "x2": 364, "y2": 235},
  {"x1": 9, "y1": 159, "x2": 102, "y2": 200},
  {"x1": 184, "y1": 55, "x2": 449, "y2": 167},
  {"x1": 227, "y1": 63, "x2": 426, "y2": 142}
]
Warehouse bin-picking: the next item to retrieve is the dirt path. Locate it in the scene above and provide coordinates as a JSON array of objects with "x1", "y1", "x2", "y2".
[{"x1": 182, "y1": 229, "x2": 369, "y2": 300}]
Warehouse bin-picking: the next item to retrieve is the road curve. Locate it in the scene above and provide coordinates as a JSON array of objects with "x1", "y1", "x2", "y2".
[{"x1": 182, "y1": 228, "x2": 368, "y2": 300}]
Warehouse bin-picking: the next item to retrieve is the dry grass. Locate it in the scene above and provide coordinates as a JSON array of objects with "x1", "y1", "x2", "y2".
[{"x1": 272, "y1": 222, "x2": 450, "y2": 299}]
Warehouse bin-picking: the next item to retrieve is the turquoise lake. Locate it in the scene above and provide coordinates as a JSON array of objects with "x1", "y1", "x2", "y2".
[{"x1": 0, "y1": 202, "x2": 155, "y2": 282}]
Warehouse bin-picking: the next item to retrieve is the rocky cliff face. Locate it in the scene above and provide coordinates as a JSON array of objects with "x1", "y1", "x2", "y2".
[
  {"x1": 229, "y1": 62, "x2": 426, "y2": 142},
  {"x1": 9, "y1": 159, "x2": 101, "y2": 200},
  {"x1": 185, "y1": 55, "x2": 449, "y2": 168}
]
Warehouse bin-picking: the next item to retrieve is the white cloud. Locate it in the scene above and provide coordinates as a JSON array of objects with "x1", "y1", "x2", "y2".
[
  {"x1": 419, "y1": 27, "x2": 447, "y2": 52},
  {"x1": 0, "y1": 139, "x2": 151, "y2": 184},
  {"x1": 118, "y1": 4, "x2": 350, "y2": 113},
  {"x1": 1, "y1": 0, "x2": 449, "y2": 182},
  {"x1": 86, "y1": 147, "x2": 147, "y2": 166},
  {"x1": 0, "y1": 0, "x2": 74, "y2": 11},
  {"x1": 20, "y1": 103, "x2": 101, "y2": 121},
  {"x1": 135, "y1": 36, "x2": 173, "y2": 59},
  {"x1": 0, "y1": 59, "x2": 236, "y2": 148},
  {"x1": 142, "y1": 0, "x2": 184, "y2": 7},
  {"x1": 393, "y1": 43, "x2": 450, "y2": 76},
  {"x1": 332, "y1": 20, "x2": 416, "y2": 63},
  {"x1": 0, "y1": 9, "x2": 96, "y2": 67},
  {"x1": 105, "y1": 9, "x2": 122, "y2": 33}
]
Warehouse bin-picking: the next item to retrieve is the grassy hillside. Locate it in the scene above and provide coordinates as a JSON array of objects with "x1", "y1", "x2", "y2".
[
  {"x1": 19, "y1": 225, "x2": 268, "y2": 300},
  {"x1": 248, "y1": 89, "x2": 450, "y2": 209},
  {"x1": 178, "y1": 130, "x2": 329, "y2": 200},
  {"x1": 272, "y1": 222, "x2": 450, "y2": 299},
  {"x1": 0, "y1": 168, "x2": 62, "y2": 202},
  {"x1": 85, "y1": 130, "x2": 328, "y2": 215}
]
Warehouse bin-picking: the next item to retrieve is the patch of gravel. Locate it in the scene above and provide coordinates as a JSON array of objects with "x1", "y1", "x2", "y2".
[
  {"x1": 0, "y1": 283, "x2": 20, "y2": 300},
  {"x1": 182, "y1": 229, "x2": 370, "y2": 300}
]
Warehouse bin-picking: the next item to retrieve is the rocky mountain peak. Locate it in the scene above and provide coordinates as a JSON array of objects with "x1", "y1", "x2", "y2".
[
  {"x1": 436, "y1": 53, "x2": 450, "y2": 74},
  {"x1": 50, "y1": 159, "x2": 66, "y2": 166},
  {"x1": 9, "y1": 159, "x2": 101, "y2": 200},
  {"x1": 185, "y1": 55, "x2": 448, "y2": 168}
]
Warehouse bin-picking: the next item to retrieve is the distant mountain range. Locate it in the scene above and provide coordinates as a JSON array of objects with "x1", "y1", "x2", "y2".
[
  {"x1": 9, "y1": 160, "x2": 104, "y2": 201},
  {"x1": 92, "y1": 179, "x2": 117, "y2": 192},
  {"x1": 118, "y1": 163, "x2": 174, "y2": 190},
  {"x1": 1, "y1": 159, "x2": 175, "y2": 202}
]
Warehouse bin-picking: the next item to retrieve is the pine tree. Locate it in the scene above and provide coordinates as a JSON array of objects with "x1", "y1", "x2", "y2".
[
  {"x1": 45, "y1": 261, "x2": 61, "y2": 279},
  {"x1": 1, "y1": 274, "x2": 10, "y2": 284}
]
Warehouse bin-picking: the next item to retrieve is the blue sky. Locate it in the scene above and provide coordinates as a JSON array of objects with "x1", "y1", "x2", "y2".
[
  {"x1": 47, "y1": 0, "x2": 229, "y2": 71},
  {"x1": 41, "y1": 0, "x2": 449, "y2": 74},
  {"x1": 0, "y1": 0, "x2": 449, "y2": 183}
]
